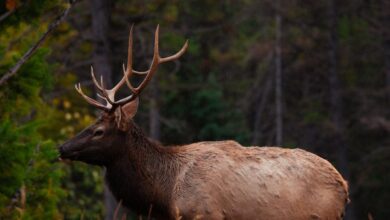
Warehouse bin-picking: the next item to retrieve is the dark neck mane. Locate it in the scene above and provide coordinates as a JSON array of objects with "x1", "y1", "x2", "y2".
[{"x1": 105, "y1": 122, "x2": 183, "y2": 217}]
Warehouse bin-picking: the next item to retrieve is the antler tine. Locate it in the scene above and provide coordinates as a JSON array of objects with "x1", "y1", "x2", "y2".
[
  {"x1": 114, "y1": 25, "x2": 137, "y2": 105},
  {"x1": 115, "y1": 24, "x2": 188, "y2": 105},
  {"x1": 90, "y1": 66, "x2": 115, "y2": 108},
  {"x1": 126, "y1": 24, "x2": 134, "y2": 78},
  {"x1": 74, "y1": 83, "x2": 110, "y2": 111},
  {"x1": 89, "y1": 25, "x2": 138, "y2": 107},
  {"x1": 110, "y1": 25, "x2": 135, "y2": 95},
  {"x1": 96, "y1": 92, "x2": 106, "y2": 100},
  {"x1": 159, "y1": 39, "x2": 189, "y2": 63},
  {"x1": 98, "y1": 75, "x2": 116, "y2": 106},
  {"x1": 123, "y1": 63, "x2": 147, "y2": 78},
  {"x1": 130, "y1": 24, "x2": 161, "y2": 93},
  {"x1": 122, "y1": 63, "x2": 126, "y2": 75},
  {"x1": 122, "y1": 25, "x2": 138, "y2": 94},
  {"x1": 134, "y1": 25, "x2": 188, "y2": 94},
  {"x1": 123, "y1": 63, "x2": 136, "y2": 94},
  {"x1": 75, "y1": 24, "x2": 188, "y2": 110},
  {"x1": 114, "y1": 69, "x2": 136, "y2": 104},
  {"x1": 130, "y1": 38, "x2": 188, "y2": 74},
  {"x1": 133, "y1": 70, "x2": 149, "y2": 75},
  {"x1": 115, "y1": 25, "x2": 160, "y2": 105},
  {"x1": 90, "y1": 66, "x2": 104, "y2": 91},
  {"x1": 120, "y1": 48, "x2": 147, "y2": 75}
]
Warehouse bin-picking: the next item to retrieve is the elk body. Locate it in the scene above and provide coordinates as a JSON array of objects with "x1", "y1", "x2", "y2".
[{"x1": 59, "y1": 26, "x2": 349, "y2": 220}]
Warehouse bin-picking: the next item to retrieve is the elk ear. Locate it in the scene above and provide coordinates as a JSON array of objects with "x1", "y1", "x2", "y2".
[
  {"x1": 115, "y1": 97, "x2": 139, "y2": 131},
  {"x1": 121, "y1": 97, "x2": 139, "y2": 119}
]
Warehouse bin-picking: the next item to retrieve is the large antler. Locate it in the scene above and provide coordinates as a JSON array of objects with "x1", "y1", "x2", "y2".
[{"x1": 75, "y1": 25, "x2": 188, "y2": 111}]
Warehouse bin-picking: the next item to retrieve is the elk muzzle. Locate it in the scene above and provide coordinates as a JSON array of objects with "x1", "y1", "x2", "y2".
[{"x1": 58, "y1": 141, "x2": 81, "y2": 160}]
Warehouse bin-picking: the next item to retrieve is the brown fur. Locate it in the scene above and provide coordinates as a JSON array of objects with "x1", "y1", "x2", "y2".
[
  {"x1": 59, "y1": 26, "x2": 350, "y2": 219},
  {"x1": 59, "y1": 113, "x2": 349, "y2": 220}
]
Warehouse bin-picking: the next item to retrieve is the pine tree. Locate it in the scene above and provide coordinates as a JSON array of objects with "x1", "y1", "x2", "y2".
[{"x1": 0, "y1": 1, "x2": 66, "y2": 219}]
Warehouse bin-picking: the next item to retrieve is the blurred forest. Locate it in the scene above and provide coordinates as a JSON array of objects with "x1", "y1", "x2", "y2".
[{"x1": 0, "y1": 0, "x2": 389, "y2": 219}]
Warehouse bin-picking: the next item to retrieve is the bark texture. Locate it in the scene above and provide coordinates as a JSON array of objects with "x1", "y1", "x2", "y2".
[
  {"x1": 275, "y1": 2, "x2": 283, "y2": 146},
  {"x1": 149, "y1": 78, "x2": 161, "y2": 140},
  {"x1": 89, "y1": 0, "x2": 122, "y2": 219},
  {"x1": 327, "y1": 0, "x2": 354, "y2": 219}
]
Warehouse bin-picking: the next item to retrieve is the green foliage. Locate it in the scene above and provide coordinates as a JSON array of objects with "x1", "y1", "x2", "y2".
[
  {"x1": 60, "y1": 163, "x2": 104, "y2": 220},
  {"x1": 161, "y1": 70, "x2": 249, "y2": 144},
  {"x1": 0, "y1": 54, "x2": 64, "y2": 219},
  {"x1": 0, "y1": 2, "x2": 67, "y2": 219},
  {"x1": 187, "y1": 74, "x2": 248, "y2": 142}
]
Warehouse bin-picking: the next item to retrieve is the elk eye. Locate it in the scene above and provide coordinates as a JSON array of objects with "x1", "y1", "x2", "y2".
[{"x1": 93, "y1": 128, "x2": 104, "y2": 137}]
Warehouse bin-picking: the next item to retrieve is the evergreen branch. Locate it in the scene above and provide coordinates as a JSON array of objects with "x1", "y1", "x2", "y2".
[
  {"x1": 0, "y1": 0, "x2": 77, "y2": 87},
  {"x1": 7, "y1": 143, "x2": 41, "y2": 211}
]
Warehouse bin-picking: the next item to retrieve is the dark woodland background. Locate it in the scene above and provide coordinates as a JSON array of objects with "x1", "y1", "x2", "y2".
[{"x1": 0, "y1": 0, "x2": 389, "y2": 219}]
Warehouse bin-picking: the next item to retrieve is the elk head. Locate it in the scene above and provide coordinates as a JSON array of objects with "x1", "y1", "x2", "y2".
[{"x1": 58, "y1": 25, "x2": 188, "y2": 166}]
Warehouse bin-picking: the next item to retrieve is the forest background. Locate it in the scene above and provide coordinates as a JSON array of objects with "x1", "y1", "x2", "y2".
[{"x1": 0, "y1": 0, "x2": 389, "y2": 219}]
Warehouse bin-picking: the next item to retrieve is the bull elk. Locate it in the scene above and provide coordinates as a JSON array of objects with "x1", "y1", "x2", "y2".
[{"x1": 59, "y1": 25, "x2": 349, "y2": 219}]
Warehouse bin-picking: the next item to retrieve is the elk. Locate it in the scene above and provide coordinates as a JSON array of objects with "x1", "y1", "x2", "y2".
[{"x1": 59, "y1": 25, "x2": 349, "y2": 220}]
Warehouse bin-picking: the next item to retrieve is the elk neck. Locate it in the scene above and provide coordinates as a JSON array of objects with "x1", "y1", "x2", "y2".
[{"x1": 104, "y1": 121, "x2": 184, "y2": 215}]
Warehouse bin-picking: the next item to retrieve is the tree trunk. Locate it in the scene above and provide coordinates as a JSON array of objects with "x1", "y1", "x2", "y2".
[
  {"x1": 328, "y1": 0, "x2": 349, "y2": 183},
  {"x1": 382, "y1": 0, "x2": 390, "y2": 101},
  {"x1": 252, "y1": 73, "x2": 272, "y2": 146},
  {"x1": 90, "y1": 0, "x2": 113, "y2": 88},
  {"x1": 386, "y1": 36, "x2": 390, "y2": 102},
  {"x1": 89, "y1": 1, "x2": 124, "y2": 219},
  {"x1": 327, "y1": 1, "x2": 355, "y2": 219},
  {"x1": 149, "y1": 77, "x2": 161, "y2": 140},
  {"x1": 275, "y1": 2, "x2": 283, "y2": 146}
]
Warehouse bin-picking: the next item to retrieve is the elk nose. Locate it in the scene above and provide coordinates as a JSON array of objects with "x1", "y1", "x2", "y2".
[
  {"x1": 58, "y1": 143, "x2": 68, "y2": 156},
  {"x1": 59, "y1": 145, "x2": 65, "y2": 154}
]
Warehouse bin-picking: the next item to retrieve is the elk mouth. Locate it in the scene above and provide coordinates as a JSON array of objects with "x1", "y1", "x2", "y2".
[
  {"x1": 58, "y1": 146, "x2": 102, "y2": 165},
  {"x1": 58, "y1": 149, "x2": 81, "y2": 161},
  {"x1": 58, "y1": 142, "x2": 85, "y2": 161}
]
